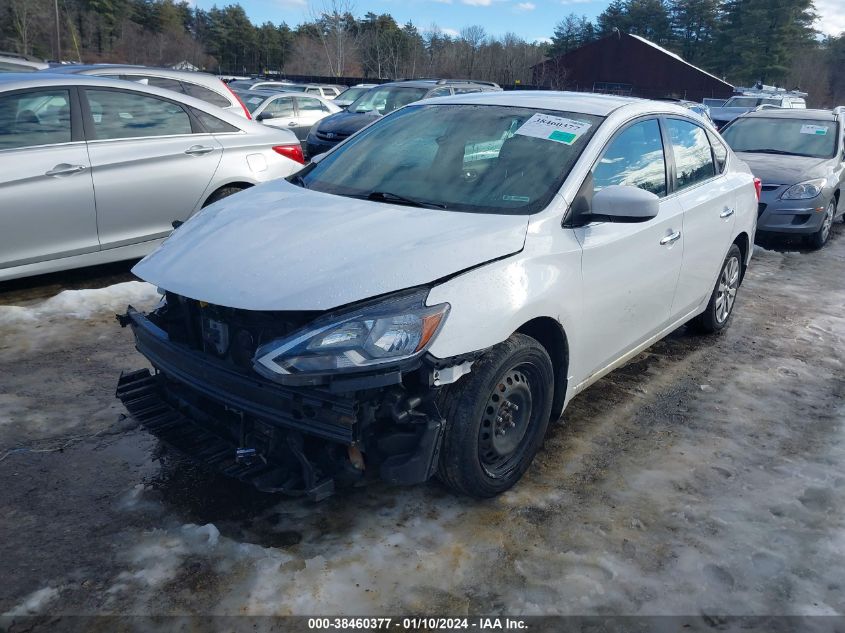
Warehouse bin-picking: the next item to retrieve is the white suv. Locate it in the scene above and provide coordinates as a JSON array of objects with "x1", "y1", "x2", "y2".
[{"x1": 117, "y1": 92, "x2": 758, "y2": 499}]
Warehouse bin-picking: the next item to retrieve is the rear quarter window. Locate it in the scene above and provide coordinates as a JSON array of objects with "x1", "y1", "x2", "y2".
[{"x1": 181, "y1": 82, "x2": 231, "y2": 108}]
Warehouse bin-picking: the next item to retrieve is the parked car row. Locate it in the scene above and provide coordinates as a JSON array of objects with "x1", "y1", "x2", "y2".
[{"x1": 305, "y1": 79, "x2": 503, "y2": 157}]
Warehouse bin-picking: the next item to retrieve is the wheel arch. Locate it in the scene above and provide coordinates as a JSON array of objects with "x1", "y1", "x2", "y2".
[
  {"x1": 733, "y1": 231, "x2": 750, "y2": 281},
  {"x1": 201, "y1": 181, "x2": 254, "y2": 208},
  {"x1": 515, "y1": 316, "x2": 569, "y2": 423}
]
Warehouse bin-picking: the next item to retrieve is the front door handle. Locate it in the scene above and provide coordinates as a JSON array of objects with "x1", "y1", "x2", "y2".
[
  {"x1": 288, "y1": 121, "x2": 298, "y2": 127},
  {"x1": 45, "y1": 163, "x2": 87, "y2": 177},
  {"x1": 184, "y1": 145, "x2": 215, "y2": 156},
  {"x1": 660, "y1": 231, "x2": 681, "y2": 246},
  {"x1": 720, "y1": 207, "x2": 735, "y2": 218}
]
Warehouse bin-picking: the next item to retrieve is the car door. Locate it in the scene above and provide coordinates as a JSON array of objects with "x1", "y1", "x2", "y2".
[
  {"x1": 293, "y1": 97, "x2": 331, "y2": 140},
  {"x1": 666, "y1": 117, "x2": 737, "y2": 316},
  {"x1": 82, "y1": 87, "x2": 223, "y2": 249},
  {"x1": 258, "y1": 95, "x2": 298, "y2": 134},
  {"x1": 573, "y1": 117, "x2": 685, "y2": 376},
  {"x1": 0, "y1": 87, "x2": 98, "y2": 270}
]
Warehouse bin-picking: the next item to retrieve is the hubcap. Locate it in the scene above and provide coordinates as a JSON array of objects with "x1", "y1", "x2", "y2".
[
  {"x1": 715, "y1": 255, "x2": 740, "y2": 324},
  {"x1": 821, "y1": 204, "x2": 834, "y2": 242},
  {"x1": 479, "y1": 367, "x2": 534, "y2": 476}
]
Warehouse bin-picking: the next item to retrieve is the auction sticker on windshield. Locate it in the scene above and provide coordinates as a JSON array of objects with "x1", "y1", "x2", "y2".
[
  {"x1": 800, "y1": 124, "x2": 828, "y2": 135},
  {"x1": 515, "y1": 114, "x2": 592, "y2": 145}
]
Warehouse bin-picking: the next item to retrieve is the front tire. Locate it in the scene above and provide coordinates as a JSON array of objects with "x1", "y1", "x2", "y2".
[
  {"x1": 689, "y1": 244, "x2": 742, "y2": 334},
  {"x1": 436, "y1": 333, "x2": 554, "y2": 498},
  {"x1": 808, "y1": 200, "x2": 835, "y2": 249}
]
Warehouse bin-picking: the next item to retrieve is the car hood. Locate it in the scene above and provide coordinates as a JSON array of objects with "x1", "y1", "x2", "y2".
[
  {"x1": 314, "y1": 109, "x2": 381, "y2": 136},
  {"x1": 132, "y1": 179, "x2": 528, "y2": 311},
  {"x1": 736, "y1": 152, "x2": 831, "y2": 185}
]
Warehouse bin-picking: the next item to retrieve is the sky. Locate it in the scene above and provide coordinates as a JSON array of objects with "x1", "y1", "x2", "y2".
[{"x1": 191, "y1": 0, "x2": 845, "y2": 42}]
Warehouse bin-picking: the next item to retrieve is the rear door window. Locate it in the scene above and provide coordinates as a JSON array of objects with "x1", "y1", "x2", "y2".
[
  {"x1": 267, "y1": 96, "x2": 295, "y2": 117},
  {"x1": 191, "y1": 108, "x2": 239, "y2": 133},
  {"x1": 295, "y1": 97, "x2": 328, "y2": 113},
  {"x1": 665, "y1": 118, "x2": 716, "y2": 190},
  {"x1": 85, "y1": 89, "x2": 192, "y2": 140},
  {"x1": 592, "y1": 118, "x2": 667, "y2": 197},
  {"x1": 0, "y1": 89, "x2": 72, "y2": 150}
]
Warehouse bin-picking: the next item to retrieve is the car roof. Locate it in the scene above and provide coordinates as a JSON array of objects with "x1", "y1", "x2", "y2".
[
  {"x1": 419, "y1": 90, "x2": 648, "y2": 117},
  {"x1": 741, "y1": 108, "x2": 835, "y2": 121},
  {"x1": 0, "y1": 72, "x2": 249, "y2": 120},
  {"x1": 44, "y1": 64, "x2": 222, "y2": 82},
  {"x1": 378, "y1": 79, "x2": 493, "y2": 89}
]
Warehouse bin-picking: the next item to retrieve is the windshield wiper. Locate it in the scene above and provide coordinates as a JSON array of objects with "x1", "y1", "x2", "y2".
[
  {"x1": 741, "y1": 148, "x2": 813, "y2": 157},
  {"x1": 364, "y1": 191, "x2": 447, "y2": 210}
]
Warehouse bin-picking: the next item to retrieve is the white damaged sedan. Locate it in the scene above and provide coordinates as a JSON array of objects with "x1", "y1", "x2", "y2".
[{"x1": 117, "y1": 91, "x2": 758, "y2": 499}]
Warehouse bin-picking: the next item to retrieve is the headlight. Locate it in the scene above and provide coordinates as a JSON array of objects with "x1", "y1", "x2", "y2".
[
  {"x1": 253, "y1": 289, "x2": 449, "y2": 380},
  {"x1": 781, "y1": 178, "x2": 825, "y2": 200}
]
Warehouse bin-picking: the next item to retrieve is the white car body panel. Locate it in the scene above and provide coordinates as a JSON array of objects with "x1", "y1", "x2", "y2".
[
  {"x1": 133, "y1": 91, "x2": 758, "y2": 409},
  {"x1": 132, "y1": 179, "x2": 529, "y2": 311}
]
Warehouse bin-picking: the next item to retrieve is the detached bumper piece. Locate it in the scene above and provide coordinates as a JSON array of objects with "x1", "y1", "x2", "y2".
[{"x1": 117, "y1": 307, "x2": 447, "y2": 499}]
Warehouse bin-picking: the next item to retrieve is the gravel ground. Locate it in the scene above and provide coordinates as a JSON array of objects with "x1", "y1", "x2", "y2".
[{"x1": 0, "y1": 229, "x2": 843, "y2": 621}]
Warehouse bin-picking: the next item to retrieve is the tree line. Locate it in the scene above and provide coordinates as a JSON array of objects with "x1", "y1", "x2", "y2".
[
  {"x1": 1, "y1": 0, "x2": 843, "y2": 104},
  {"x1": 550, "y1": 0, "x2": 843, "y2": 105}
]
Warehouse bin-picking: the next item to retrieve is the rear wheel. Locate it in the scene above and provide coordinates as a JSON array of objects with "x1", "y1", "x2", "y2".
[
  {"x1": 808, "y1": 200, "x2": 835, "y2": 249},
  {"x1": 203, "y1": 185, "x2": 244, "y2": 208},
  {"x1": 436, "y1": 333, "x2": 554, "y2": 498},
  {"x1": 689, "y1": 244, "x2": 742, "y2": 334}
]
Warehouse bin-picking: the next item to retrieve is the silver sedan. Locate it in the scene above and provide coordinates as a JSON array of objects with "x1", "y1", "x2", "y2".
[
  {"x1": 237, "y1": 90, "x2": 341, "y2": 141},
  {"x1": 0, "y1": 73, "x2": 305, "y2": 281}
]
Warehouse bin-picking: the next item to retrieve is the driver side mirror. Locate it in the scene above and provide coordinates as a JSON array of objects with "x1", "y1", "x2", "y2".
[
  {"x1": 257, "y1": 111, "x2": 274, "y2": 121},
  {"x1": 591, "y1": 185, "x2": 660, "y2": 221}
]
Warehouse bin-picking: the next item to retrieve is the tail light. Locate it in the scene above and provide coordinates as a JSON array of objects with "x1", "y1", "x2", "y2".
[
  {"x1": 273, "y1": 144, "x2": 305, "y2": 164},
  {"x1": 224, "y1": 83, "x2": 252, "y2": 120},
  {"x1": 753, "y1": 177, "x2": 762, "y2": 201}
]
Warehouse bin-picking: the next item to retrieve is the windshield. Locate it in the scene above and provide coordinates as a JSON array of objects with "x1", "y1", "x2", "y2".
[
  {"x1": 721, "y1": 117, "x2": 837, "y2": 158},
  {"x1": 296, "y1": 104, "x2": 603, "y2": 215},
  {"x1": 240, "y1": 93, "x2": 266, "y2": 113},
  {"x1": 337, "y1": 86, "x2": 372, "y2": 103},
  {"x1": 725, "y1": 96, "x2": 781, "y2": 108},
  {"x1": 347, "y1": 86, "x2": 428, "y2": 115}
]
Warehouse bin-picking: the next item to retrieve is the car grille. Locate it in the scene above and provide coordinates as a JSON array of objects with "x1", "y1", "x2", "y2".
[
  {"x1": 761, "y1": 185, "x2": 780, "y2": 192},
  {"x1": 315, "y1": 130, "x2": 350, "y2": 142},
  {"x1": 153, "y1": 293, "x2": 318, "y2": 371},
  {"x1": 757, "y1": 203, "x2": 767, "y2": 217}
]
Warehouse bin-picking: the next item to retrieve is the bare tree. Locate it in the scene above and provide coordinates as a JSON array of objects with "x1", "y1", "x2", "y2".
[
  {"x1": 310, "y1": 0, "x2": 358, "y2": 77},
  {"x1": 7, "y1": 0, "x2": 45, "y2": 56}
]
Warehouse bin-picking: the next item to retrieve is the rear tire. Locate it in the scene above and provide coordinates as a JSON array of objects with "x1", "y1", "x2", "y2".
[
  {"x1": 436, "y1": 333, "x2": 554, "y2": 498},
  {"x1": 689, "y1": 244, "x2": 742, "y2": 334},
  {"x1": 808, "y1": 200, "x2": 835, "y2": 249},
  {"x1": 202, "y1": 186, "x2": 244, "y2": 208}
]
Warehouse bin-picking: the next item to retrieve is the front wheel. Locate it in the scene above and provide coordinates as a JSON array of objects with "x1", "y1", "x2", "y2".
[
  {"x1": 436, "y1": 333, "x2": 554, "y2": 498},
  {"x1": 808, "y1": 200, "x2": 836, "y2": 250},
  {"x1": 689, "y1": 243, "x2": 742, "y2": 334}
]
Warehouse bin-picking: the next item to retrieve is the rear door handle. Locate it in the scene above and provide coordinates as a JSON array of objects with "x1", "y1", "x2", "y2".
[
  {"x1": 288, "y1": 121, "x2": 298, "y2": 127},
  {"x1": 720, "y1": 207, "x2": 735, "y2": 218},
  {"x1": 45, "y1": 164, "x2": 87, "y2": 177},
  {"x1": 660, "y1": 231, "x2": 681, "y2": 246},
  {"x1": 184, "y1": 145, "x2": 215, "y2": 156}
]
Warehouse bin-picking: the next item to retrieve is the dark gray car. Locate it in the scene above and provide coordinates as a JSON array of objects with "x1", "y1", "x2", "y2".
[{"x1": 721, "y1": 108, "x2": 845, "y2": 248}]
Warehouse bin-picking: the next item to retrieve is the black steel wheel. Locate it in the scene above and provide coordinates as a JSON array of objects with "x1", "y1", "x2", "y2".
[{"x1": 437, "y1": 333, "x2": 555, "y2": 497}]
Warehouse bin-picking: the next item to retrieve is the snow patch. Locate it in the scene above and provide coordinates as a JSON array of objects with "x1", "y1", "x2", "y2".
[
  {"x1": 3, "y1": 586, "x2": 59, "y2": 616},
  {"x1": 0, "y1": 281, "x2": 158, "y2": 324}
]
